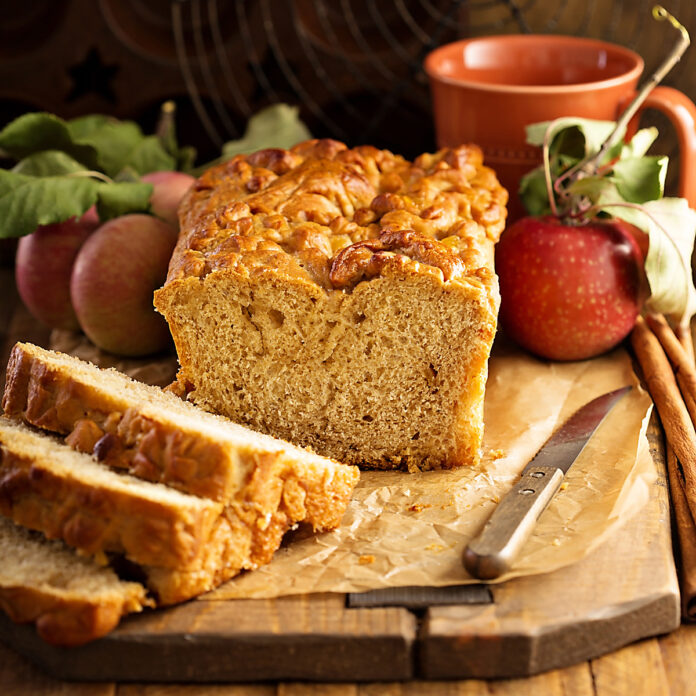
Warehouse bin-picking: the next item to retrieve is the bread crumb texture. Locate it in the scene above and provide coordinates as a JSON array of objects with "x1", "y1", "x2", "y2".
[{"x1": 155, "y1": 139, "x2": 508, "y2": 471}]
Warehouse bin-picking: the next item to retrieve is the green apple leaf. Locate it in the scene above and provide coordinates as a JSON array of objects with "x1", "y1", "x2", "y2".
[
  {"x1": 11, "y1": 150, "x2": 85, "y2": 177},
  {"x1": 603, "y1": 198, "x2": 696, "y2": 324},
  {"x1": 525, "y1": 118, "x2": 623, "y2": 161},
  {"x1": 221, "y1": 104, "x2": 312, "y2": 158},
  {"x1": 0, "y1": 169, "x2": 97, "y2": 238},
  {"x1": 0, "y1": 169, "x2": 154, "y2": 237},
  {"x1": 519, "y1": 154, "x2": 577, "y2": 216},
  {"x1": 0, "y1": 113, "x2": 98, "y2": 168},
  {"x1": 620, "y1": 127, "x2": 659, "y2": 158},
  {"x1": 0, "y1": 112, "x2": 176, "y2": 178},
  {"x1": 96, "y1": 181, "x2": 153, "y2": 221},
  {"x1": 121, "y1": 136, "x2": 176, "y2": 176},
  {"x1": 611, "y1": 155, "x2": 667, "y2": 203},
  {"x1": 176, "y1": 145, "x2": 197, "y2": 173},
  {"x1": 71, "y1": 120, "x2": 175, "y2": 177},
  {"x1": 67, "y1": 114, "x2": 112, "y2": 139},
  {"x1": 518, "y1": 167, "x2": 552, "y2": 216},
  {"x1": 566, "y1": 175, "x2": 618, "y2": 201}
]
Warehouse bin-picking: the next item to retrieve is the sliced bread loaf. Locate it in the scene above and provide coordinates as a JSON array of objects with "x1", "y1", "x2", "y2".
[
  {"x1": 0, "y1": 515, "x2": 151, "y2": 646},
  {"x1": 3, "y1": 341, "x2": 359, "y2": 526},
  {"x1": 1, "y1": 342, "x2": 360, "y2": 605},
  {"x1": 142, "y1": 451, "x2": 360, "y2": 604}
]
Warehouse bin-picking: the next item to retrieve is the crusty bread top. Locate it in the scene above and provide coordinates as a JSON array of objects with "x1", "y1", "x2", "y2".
[{"x1": 162, "y1": 139, "x2": 507, "y2": 292}]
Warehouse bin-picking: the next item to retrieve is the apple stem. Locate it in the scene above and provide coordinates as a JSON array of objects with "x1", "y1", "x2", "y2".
[
  {"x1": 547, "y1": 6, "x2": 689, "y2": 213},
  {"x1": 570, "y1": 6, "x2": 689, "y2": 184},
  {"x1": 542, "y1": 121, "x2": 561, "y2": 217}
]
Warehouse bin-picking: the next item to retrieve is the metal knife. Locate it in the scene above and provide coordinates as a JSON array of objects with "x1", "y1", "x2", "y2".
[{"x1": 463, "y1": 385, "x2": 632, "y2": 581}]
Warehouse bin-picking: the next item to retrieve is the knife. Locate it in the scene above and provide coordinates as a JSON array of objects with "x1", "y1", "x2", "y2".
[{"x1": 463, "y1": 385, "x2": 632, "y2": 580}]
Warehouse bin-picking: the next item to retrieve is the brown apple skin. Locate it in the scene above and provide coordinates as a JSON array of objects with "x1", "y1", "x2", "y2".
[
  {"x1": 15, "y1": 209, "x2": 100, "y2": 330},
  {"x1": 141, "y1": 171, "x2": 195, "y2": 227},
  {"x1": 70, "y1": 214, "x2": 178, "y2": 357}
]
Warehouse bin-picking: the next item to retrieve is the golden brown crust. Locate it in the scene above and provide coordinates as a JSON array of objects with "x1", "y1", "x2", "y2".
[
  {"x1": 1, "y1": 343, "x2": 359, "y2": 608},
  {"x1": 2, "y1": 344, "x2": 234, "y2": 502},
  {"x1": 163, "y1": 139, "x2": 506, "y2": 292},
  {"x1": 0, "y1": 582, "x2": 151, "y2": 646},
  {"x1": 0, "y1": 441, "x2": 222, "y2": 569},
  {"x1": 139, "y1": 450, "x2": 358, "y2": 604}
]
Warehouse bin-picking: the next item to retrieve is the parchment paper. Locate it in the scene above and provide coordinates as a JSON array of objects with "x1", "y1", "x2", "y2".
[{"x1": 51, "y1": 331, "x2": 654, "y2": 599}]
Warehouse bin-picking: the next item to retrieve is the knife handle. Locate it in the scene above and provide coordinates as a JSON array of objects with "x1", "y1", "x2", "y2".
[{"x1": 463, "y1": 464, "x2": 565, "y2": 580}]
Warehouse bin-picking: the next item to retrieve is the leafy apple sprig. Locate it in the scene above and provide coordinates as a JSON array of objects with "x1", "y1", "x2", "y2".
[
  {"x1": 0, "y1": 109, "x2": 195, "y2": 239},
  {"x1": 0, "y1": 103, "x2": 311, "y2": 238},
  {"x1": 519, "y1": 5, "x2": 696, "y2": 330}
]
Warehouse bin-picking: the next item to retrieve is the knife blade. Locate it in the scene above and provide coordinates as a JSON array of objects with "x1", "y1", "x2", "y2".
[{"x1": 463, "y1": 385, "x2": 632, "y2": 581}]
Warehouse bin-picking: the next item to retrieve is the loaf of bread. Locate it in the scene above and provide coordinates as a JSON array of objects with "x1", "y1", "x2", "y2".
[
  {"x1": 154, "y1": 139, "x2": 507, "y2": 471},
  {"x1": 2, "y1": 342, "x2": 359, "y2": 606},
  {"x1": 0, "y1": 516, "x2": 152, "y2": 646}
]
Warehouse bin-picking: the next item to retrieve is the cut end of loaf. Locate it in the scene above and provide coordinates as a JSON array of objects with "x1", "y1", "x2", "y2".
[{"x1": 157, "y1": 267, "x2": 498, "y2": 470}]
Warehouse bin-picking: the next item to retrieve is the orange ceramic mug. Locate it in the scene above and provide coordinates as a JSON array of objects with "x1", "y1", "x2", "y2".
[{"x1": 424, "y1": 35, "x2": 696, "y2": 221}]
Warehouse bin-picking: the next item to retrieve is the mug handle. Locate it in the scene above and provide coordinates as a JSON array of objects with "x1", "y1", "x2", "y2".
[{"x1": 625, "y1": 86, "x2": 696, "y2": 209}]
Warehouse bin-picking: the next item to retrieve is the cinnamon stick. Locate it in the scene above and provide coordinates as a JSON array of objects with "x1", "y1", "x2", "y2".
[
  {"x1": 631, "y1": 316, "x2": 696, "y2": 523},
  {"x1": 665, "y1": 442, "x2": 696, "y2": 620},
  {"x1": 666, "y1": 319, "x2": 696, "y2": 619},
  {"x1": 646, "y1": 314, "x2": 696, "y2": 429},
  {"x1": 675, "y1": 321, "x2": 696, "y2": 364}
]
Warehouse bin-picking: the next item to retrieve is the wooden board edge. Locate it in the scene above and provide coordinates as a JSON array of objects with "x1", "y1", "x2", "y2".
[
  {"x1": 417, "y1": 589, "x2": 680, "y2": 679},
  {"x1": 0, "y1": 603, "x2": 416, "y2": 683}
]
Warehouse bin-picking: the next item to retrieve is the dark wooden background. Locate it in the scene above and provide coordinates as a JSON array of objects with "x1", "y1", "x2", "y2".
[{"x1": 2, "y1": 0, "x2": 695, "y2": 166}]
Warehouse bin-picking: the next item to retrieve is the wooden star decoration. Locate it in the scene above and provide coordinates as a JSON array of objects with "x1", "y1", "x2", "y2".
[{"x1": 66, "y1": 48, "x2": 119, "y2": 103}]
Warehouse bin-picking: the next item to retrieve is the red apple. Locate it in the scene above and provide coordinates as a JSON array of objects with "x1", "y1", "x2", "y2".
[
  {"x1": 141, "y1": 171, "x2": 195, "y2": 227},
  {"x1": 70, "y1": 214, "x2": 178, "y2": 356},
  {"x1": 15, "y1": 208, "x2": 100, "y2": 330},
  {"x1": 495, "y1": 215, "x2": 646, "y2": 361}
]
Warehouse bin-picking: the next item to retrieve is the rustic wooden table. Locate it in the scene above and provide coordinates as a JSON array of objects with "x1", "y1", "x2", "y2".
[{"x1": 2, "y1": 266, "x2": 696, "y2": 695}]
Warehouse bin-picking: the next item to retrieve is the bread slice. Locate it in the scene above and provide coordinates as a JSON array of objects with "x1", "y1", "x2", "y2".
[
  {"x1": 0, "y1": 515, "x2": 152, "y2": 646},
  {"x1": 0, "y1": 418, "x2": 223, "y2": 569},
  {"x1": 153, "y1": 140, "x2": 506, "y2": 471}
]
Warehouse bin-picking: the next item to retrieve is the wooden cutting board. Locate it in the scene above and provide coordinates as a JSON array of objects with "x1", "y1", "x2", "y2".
[
  {"x1": 0, "y1": 273, "x2": 680, "y2": 682},
  {"x1": 0, "y1": 417, "x2": 679, "y2": 683}
]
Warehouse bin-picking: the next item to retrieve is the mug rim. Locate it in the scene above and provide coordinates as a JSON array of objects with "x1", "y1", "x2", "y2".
[{"x1": 423, "y1": 34, "x2": 644, "y2": 94}]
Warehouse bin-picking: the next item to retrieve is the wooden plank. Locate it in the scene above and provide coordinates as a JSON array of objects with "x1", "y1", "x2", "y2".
[
  {"x1": 488, "y1": 662, "x2": 594, "y2": 695},
  {"x1": 655, "y1": 623, "x2": 696, "y2": 695},
  {"x1": 419, "y1": 421, "x2": 680, "y2": 679},
  {"x1": 117, "y1": 684, "x2": 275, "y2": 695},
  {"x1": 590, "y1": 638, "x2": 670, "y2": 696},
  {"x1": 1, "y1": 594, "x2": 416, "y2": 683},
  {"x1": 0, "y1": 641, "x2": 114, "y2": 696},
  {"x1": 358, "y1": 682, "x2": 490, "y2": 695},
  {"x1": 279, "y1": 686, "x2": 358, "y2": 696}
]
